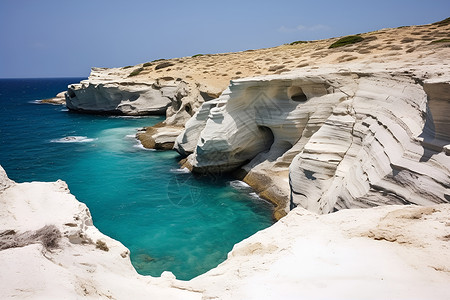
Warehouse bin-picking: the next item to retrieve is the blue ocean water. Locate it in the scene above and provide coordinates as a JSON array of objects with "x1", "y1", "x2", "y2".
[{"x1": 0, "y1": 78, "x2": 273, "y2": 280}]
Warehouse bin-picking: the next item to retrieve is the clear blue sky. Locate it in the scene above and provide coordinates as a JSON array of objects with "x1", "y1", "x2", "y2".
[{"x1": 0, "y1": 0, "x2": 448, "y2": 78}]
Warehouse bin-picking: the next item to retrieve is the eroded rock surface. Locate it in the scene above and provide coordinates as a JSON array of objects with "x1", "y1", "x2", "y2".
[
  {"x1": 176, "y1": 64, "x2": 450, "y2": 216},
  {"x1": 0, "y1": 167, "x2": 201, "y2": 300},
  {"x1": 59, "y1": 20, "x2": 450, "y2": 150},
  {"x1": 2, "y1": 166, "x2": 449, "y2": 299},
  {"x1": 65, "y1": 68, "x2": 189, "y2": 116},
  {"x1": 180, "y1": 204, "x2": 450, "y2": 300}
]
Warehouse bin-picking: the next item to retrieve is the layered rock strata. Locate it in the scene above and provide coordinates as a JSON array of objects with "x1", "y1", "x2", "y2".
[
  {"x1": 175, "y1": 64, "x2": 450, "y2": 217},
  {"x1": 66, "y1": 68, "x2": 189, "y2": 116}
]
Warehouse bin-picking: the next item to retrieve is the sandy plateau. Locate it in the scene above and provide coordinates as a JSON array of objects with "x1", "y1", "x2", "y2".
[{"x1": 2, "y1": 18, "x2": 450, "y2": 299}]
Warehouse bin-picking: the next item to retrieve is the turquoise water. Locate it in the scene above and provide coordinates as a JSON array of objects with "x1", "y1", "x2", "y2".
[{"x1": 0, "y1": 78, "x2": 274, "y2": 280}]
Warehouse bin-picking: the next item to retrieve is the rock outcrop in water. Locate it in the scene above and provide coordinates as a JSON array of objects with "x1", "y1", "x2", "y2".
[
  {"x1": 175, "y1": 63, "x2": 450, "y2": 217},
  {"x1": 65, "y1": 66, "x2": 221, "y2": 148},
  {"x1": 66, "y1": 68, "x2": 188, "y2": 116}
]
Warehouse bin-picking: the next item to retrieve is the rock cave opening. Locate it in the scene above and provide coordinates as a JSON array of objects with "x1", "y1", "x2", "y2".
[
  {"x1": 288, "y1": 86, "x2": 308, "y2": 102},
  {"x1": 257, "y1": 125, "x2": 275, "y2": 151}
]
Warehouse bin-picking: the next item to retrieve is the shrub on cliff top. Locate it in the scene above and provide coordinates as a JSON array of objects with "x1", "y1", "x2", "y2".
[
  {"x1": 289, "y1": 40, "x2": 308, "y2": 45},
  {"x1": 143, "y1": 62, "x2": 153, "y2": 67},
  {"x1": 432, "y1": 17, "x2": 450, "y2": 26},
  {"x1": 0, "y1": 225, "x2": 61, "y2": 251},
  {"x1": 155, "y1": 62, "x2": 175, "y2": 70},
  {"x1": 129, "y1": 67, "x2": 144, "y2": 77},
  {"x1": 96, "y1": 239, "x2": 109, "y2": 251},
  {"x1": 430, "y1": 38, "x2": 450, "y2": 44},
  {"x1": 192, "y1": 54, "x2": 204, "y2": 58},
  {"x1": 329, "y1": 35, "x2": 364, "y2": 48},
  {"x1": 122, "y1": 65, "x2": 133, "y2": 69}
]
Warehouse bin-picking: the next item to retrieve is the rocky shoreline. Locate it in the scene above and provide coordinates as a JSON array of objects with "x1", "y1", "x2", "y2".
[
  {"x1": 1, "y1": 166, "x2": 449, "y2": 299},
  {"x1": 9, "y1": 19, "x2": 449, "y2": 298}
]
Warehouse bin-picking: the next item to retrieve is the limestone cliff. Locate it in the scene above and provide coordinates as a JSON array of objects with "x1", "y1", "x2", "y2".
[
  {"x1": 56, "y1": 19, "x2": 450, "y2": 215},
  {"x1": 175, "y1": 64, "x2": 450, "y2": 217},
  {"x1": 61, "y1": 20, "x2": 450, "y2": 151},
  {"x1": 66, "y1": 67, "x2": 190, "y2": 116}
]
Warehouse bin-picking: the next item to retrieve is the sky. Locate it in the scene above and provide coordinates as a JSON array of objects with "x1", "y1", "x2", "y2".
[{"x1": 0, "y1": 0, "x2": 448, "y2": 78}]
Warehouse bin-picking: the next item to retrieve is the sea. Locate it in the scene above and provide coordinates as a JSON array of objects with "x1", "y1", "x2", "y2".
[{"x1": 0, "y1": 78, "x2": 274, "y2": 280}]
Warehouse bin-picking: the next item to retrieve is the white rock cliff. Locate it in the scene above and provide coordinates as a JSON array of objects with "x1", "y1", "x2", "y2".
[
  {"x1": 66, "y1": 68, "x2": 189, "y2": 116},
  {"x1": 175, "y1": 63, "x2": 450, "y2": 217}
]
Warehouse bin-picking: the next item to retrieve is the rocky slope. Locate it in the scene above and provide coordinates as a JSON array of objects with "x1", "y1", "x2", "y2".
[{"x1": 1, "y1": 166, "x2": 449, "y2": 299}]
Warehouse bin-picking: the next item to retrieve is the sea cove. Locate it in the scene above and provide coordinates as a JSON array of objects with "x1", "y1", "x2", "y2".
[
  {"x1": 1, "y1": 2, "x2": 450, "y2": 297},
  {"x1": 0, "y1": 78, "x2": 273, "y2": 280}
]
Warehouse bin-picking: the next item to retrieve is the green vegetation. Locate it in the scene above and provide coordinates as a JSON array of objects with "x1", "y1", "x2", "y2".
[
  {"x1": 128, "y1": 67, "x2": 144, "y2": 77},
  {"x1": 192, "y1": 54, "x2": 204, "y2": 57},
  {"x1": 122, "y1": 65, "x2": 133, "y2": 69},
  {"x1": 143, "y1": 62, "x2": 153, "y2": 67},
  {"x1": 155, "y1": 62, "x2": 175, "y2": 70},
  {"x1": 289, "y1": 40, "x2": 308, "y2": 45},
  {"x1": 431, "y1": 39, "x2": 450, "y2": 44},
  {"x1": 432, "y1": 17, "x2": 450, "y2": 26},
  {"x1": 329, "y1": 35, "x2": 364, "y2": 48}
]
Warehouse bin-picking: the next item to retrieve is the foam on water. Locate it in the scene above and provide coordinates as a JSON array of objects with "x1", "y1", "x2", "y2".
[
  {"x1": 50, "y1": 136, "x2": 97, "y2": 143},
  {"x1": 230, "y1": 180, "x2": 251, "y2": 190},
  {"x1": 170, "y1": 167, "x2": 191, "y2": 174},
  {"x1": 133, "y1": 143, "x2": 157, "y2": 151},
  {"x1": 0, "y1": 78, "x2": 274, "y2": 281},
  {"x1": 29, "y1": 99, "x2": 43, "y2": 104}
]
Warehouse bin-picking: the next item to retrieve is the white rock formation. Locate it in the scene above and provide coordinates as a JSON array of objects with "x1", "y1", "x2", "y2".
[
  {"x1": 181, "y1": 204, "x2": 450, "y2": 300},
  {"x1": 2, "y1": 166, "x2": 449, "y2": 299},
  {"x1": 175, "y1": 63, "x2": 450, "y2": 216},
  {"x1": 0, "y1": 166, "x2": 201, "y2": 299},
  {"x1": 66, "y1": 68, "x2": 189, "y2": 115},
  {"x1": 65, "y1": 66, "x2": 218, "y2": 148}
]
